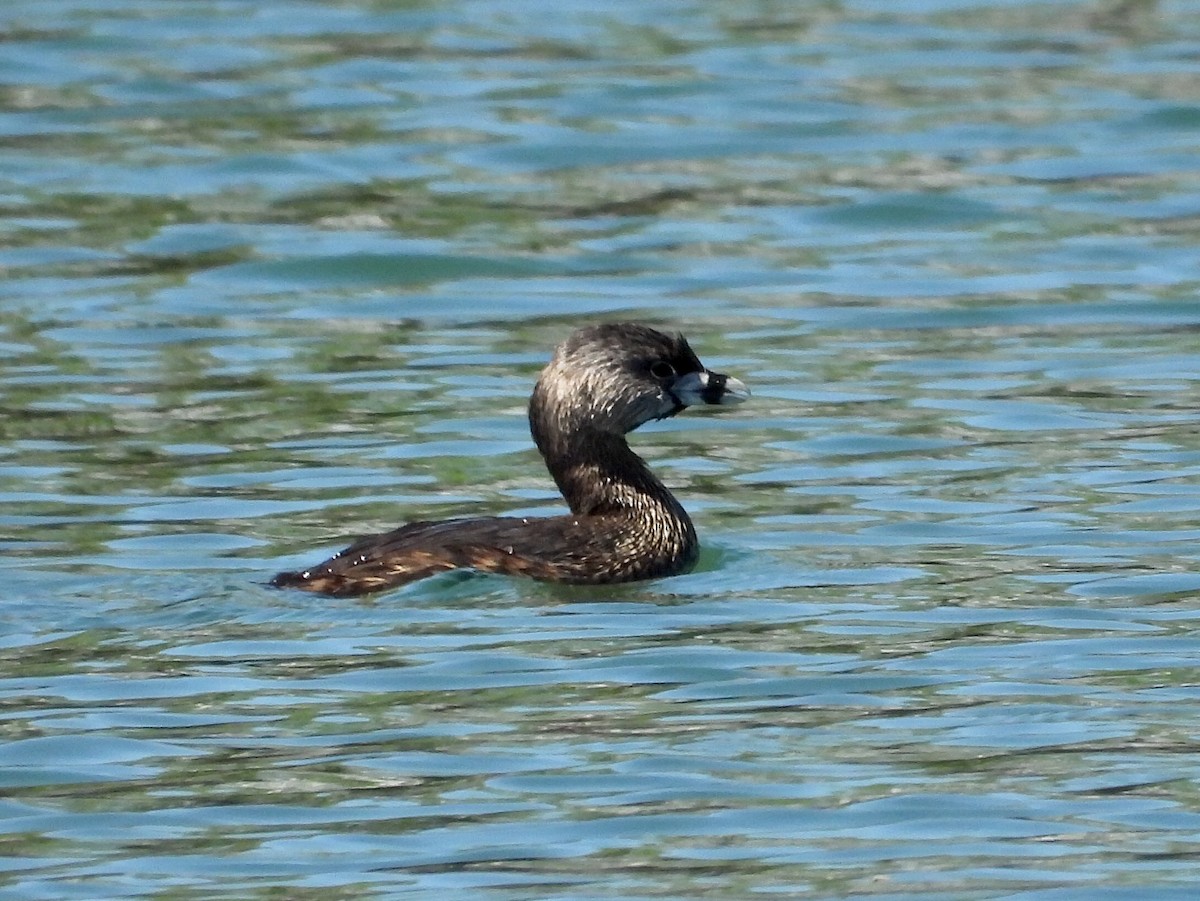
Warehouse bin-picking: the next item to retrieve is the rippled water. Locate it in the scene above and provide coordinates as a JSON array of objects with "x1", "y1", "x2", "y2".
[{"x1": 4, "y1": 0, "x2": 1200, "y2": 898}]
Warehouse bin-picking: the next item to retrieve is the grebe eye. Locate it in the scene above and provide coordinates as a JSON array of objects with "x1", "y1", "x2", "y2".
[{"x1": 649, "y1": 361, "x2": 676, "y2": 380}]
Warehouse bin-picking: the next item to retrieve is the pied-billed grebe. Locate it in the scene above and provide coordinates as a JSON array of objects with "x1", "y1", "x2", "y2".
[{"x1": 271, "y1": 322, "x2": 748, "y2": 596}]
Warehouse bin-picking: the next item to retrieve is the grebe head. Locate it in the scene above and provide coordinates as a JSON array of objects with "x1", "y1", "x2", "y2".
[{"x1": 531, "y1": 323, "x2": 749, "y2": 440}]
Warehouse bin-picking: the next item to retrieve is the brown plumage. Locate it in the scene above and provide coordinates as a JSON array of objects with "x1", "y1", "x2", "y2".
[{"x1": 271, "y1": 322, "x2": 748, "y2": 596}]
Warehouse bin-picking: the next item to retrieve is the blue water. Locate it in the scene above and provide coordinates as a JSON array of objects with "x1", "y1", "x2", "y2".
[{"x1": 3, "y1": 1, "x2": 1200, "y2": 898}]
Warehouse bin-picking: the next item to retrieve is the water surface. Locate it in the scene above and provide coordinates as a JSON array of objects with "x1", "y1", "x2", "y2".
[{"x1": 3, "y1": 1, "x2": 1200, "y2": 898}]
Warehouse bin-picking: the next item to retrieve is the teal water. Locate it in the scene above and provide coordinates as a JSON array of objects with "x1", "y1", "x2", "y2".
[{"x1": 4, "y1": 1, "x2": 1200, "y2": 898}]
